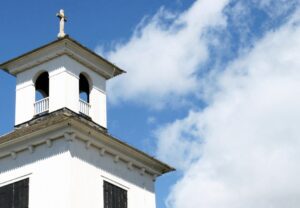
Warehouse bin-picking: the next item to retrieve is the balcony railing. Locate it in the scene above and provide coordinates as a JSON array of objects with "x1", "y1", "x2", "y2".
[
  {"x1": 34, "y1": 97, "x2": 49, "y2": 115},
  {"x1": 79, "y1": 99, "x2": 90, "y2": 116}
]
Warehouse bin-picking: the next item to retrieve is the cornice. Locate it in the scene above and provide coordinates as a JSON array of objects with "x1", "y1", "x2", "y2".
[
  {"x1": 0, "y1": 108, "x2": 175, "y2": 178},
  {"x1": 0, "y1": 36, "x2": 125, "y2": 79}
]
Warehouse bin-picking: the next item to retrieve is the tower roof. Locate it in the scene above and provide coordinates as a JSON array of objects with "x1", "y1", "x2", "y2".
[{"x1": 0, "y1": 35, "x2": 125, "y2": 79}]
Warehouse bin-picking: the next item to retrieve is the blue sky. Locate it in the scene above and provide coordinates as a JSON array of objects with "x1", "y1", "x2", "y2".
[{"x1": 1, "y1": 1, "x2": 300, "y2": 208}]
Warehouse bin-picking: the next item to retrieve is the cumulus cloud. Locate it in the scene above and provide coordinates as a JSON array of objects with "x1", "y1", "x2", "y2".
[
  {"x1": 156, "y1": 8, "x2": 300, "y2": 208},
  {"x1": 98, "y1": 0, "x2": 300, "y2": 207},
  {"x1": 101, "y1": 0, "x2": 229, "y2": 108},
  {"x1": 254, "y1": 0, "x2": 298, "y2": 19}
]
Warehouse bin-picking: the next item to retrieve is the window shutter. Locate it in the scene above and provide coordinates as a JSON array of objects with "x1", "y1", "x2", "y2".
[
  {"x1": 0, "y1": 178, "x2": 29, "y2": 208},
  {"x1": 103, "y1": 181, "x2": 127, "y2": 208},
  {"x1": 104, "y1": 182, "x2": 110, "y2": 208},
  {"x1": 0, "y1": 183, "x2": 13, "y2": 208},
  {"x1": 13, "y1": 178, "x2": 29, "y2": 208}
]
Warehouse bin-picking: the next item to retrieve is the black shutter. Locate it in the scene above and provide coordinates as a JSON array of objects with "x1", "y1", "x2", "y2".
[
  {"x1": 0, "y1": 178, "x2": 29, "y2": 208},
  {"x1": 13, "y1": 178, "x2": 29, "y2": 208},
  {"x1": 0, "y1": 183, "x2": 13, "y2": 208},
  {"x1": 103, "y1": 181, "x2": 127, "y2": 208},
  {"x1": 104, "y1": 182, "x2": 110, "y2": 208}
]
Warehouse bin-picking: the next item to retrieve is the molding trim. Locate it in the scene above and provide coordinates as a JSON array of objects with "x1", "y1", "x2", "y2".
[
  {"x1": 73, "y1": 130, "x2": 161, "y2": 177},
  {"x1": 0, "y1": 173, "x2": 32, "y2": 187},
  {"x1": 27, "y1": 145, "x2": 34, "y2": 154},
  {"x1": 0, "y1": 129, "x2": 159, "y2": 178},
  {"x1": 99, "y1": 148, "x2": 106, "y2": 157},
  {"x1": 101, "y1": 175, "x2": 130, "y2": 190}
]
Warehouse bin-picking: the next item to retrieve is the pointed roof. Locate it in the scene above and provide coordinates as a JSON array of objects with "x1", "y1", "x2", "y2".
[{"x1": 0, "y1": 36, "x2": 125, "y2": 79}]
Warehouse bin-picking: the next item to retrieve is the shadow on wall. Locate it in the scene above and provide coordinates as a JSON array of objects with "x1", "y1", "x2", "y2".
[
  {"x1": 0, "y1": 137, "x2": 154, "y2": 193},
  {"x1": 0, "y1": 138, "x2": 69, "y2": 178}
]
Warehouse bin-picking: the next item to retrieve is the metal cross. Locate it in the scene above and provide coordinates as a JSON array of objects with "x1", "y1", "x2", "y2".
[{"x1": 57, "y1": 9, "x2": 67, "y2": 39}]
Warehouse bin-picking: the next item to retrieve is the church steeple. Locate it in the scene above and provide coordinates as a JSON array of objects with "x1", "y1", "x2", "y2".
[
  {"x1": 0, "y1": 15, "x2": 124, "y2": 127},
  {"x1": 0, "y1": 11, "x2": 174, "y2": 208}
]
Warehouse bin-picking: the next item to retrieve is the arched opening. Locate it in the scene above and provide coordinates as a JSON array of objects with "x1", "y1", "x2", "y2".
[
  {"x1": 79, "y1": 73, "x2": 90, "y2": 103},
  {"x1": 79, "y1": 73, "x2": 91, "y2": 116},
  {"x1": 35, "y1": 72, "x2": 49, "y2": 101},
  {"x1": 34, "y1": 72, "x2": 49, "y2": 115}
]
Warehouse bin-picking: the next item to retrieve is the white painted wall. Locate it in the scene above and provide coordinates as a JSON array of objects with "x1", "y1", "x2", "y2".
[
  {"x1": 15, "y1": 82, "x2": 35, "y2": 125},
  {"x1": 0, "y1": 133, "x2": 156, "y2": 208},
  {"x1": 15, "y1": 55, "x2": 107, "y2": 127},
  {"x1": 69, "y1": 138, "x2": 156, "y2": 208},
  {"x1": 0, "y1": 138, "x2": 72, "y2": 208}
]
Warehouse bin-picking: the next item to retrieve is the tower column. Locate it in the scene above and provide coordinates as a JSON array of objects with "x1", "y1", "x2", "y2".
[
  {"x1": 48, "y1": 60, "x2": 79, "y2": 114},
  {"x1": 15, "y1": 81, "x2": 35, "y2": 125}
]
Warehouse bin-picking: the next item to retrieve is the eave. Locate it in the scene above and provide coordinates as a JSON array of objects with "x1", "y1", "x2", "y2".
[
  {"x1": 0, "y1": 36, "x2": 125, "y2": 79},
  {"x1": 0, "y1": 108, "x2": 175, "y2": 176}
]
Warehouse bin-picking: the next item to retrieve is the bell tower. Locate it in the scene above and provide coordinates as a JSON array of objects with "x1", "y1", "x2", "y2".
[
  {"x1": 1, "y1": 35, "x2": 123, "y2": 128},
  {"x1": 1, "y1": 9, "x2": 124, "y2": 128},
  {"x1": 0, "y1": 10, "x2": 174, "y2": 208}
]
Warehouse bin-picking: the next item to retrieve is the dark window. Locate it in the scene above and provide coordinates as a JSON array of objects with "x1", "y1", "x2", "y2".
[
  {"x1": 35, "y1": 72, "x2": 49, "y2": 101},
  {"x1": 103, "y1": 181, "x2": 127, "y2": 208},
  {"x1": 79, "y1": 73, "x2": 90, "y2": 103},
  {"x1": 0, "y1": 178, "x2": 29, "y2": 208}
]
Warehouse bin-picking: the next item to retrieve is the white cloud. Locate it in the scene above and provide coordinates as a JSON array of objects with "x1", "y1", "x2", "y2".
[
  {"x1": 254, "y1": 0, "x2": 298, "y2": 19},
  {"x1": 156, "y1": 9, "x2": 300, "y2": 208},
  {"x1": 147, "y1": 116, "x2": 156, "y2": 124},
  {"x1": 102, "y1": 0, "x2": 229, "y2": 108},
  {"x1": 97, "y1": 0, "x2": 300, "y2": 207}
]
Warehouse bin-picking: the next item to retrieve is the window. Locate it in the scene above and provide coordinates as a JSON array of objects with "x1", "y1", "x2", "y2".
[
  {"x1": 0, "y1": 178, "x2": 29, "y2": 208},
  {"x1": 103, "y1": 181, "x2": 127, "y2": 208}
]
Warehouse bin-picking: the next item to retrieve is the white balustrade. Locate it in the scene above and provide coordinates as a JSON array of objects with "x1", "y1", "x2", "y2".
[
  {"x1": 34, "y1": 97, "x2": 49, "y2": 115},
  {"x1": 79, "y1": 99, "x2": 90, "y2": 116}
]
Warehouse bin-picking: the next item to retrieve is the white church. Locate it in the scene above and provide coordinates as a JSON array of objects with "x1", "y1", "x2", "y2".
[{"x1": 0, "y1": 10, "x2": 174, "y2": 208}]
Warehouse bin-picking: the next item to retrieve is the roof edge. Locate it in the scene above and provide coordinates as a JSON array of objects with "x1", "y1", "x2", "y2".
[
  {"x1": 0, "y1": 35, "x2": 126, "y2": 78},
  {"x1": 0, "y1": 108, "x2": 175, "y2": 175}
]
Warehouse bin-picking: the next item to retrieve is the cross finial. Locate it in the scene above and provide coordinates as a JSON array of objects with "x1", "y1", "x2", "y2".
[{"x1": 56, "y1": 9, "x2": 67, "y2": 39}]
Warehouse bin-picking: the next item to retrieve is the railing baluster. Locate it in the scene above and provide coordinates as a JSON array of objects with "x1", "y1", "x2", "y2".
[
  {"x1": 34, "y1": 97, "x2": 49, "y2": 115},
  {"x1": 79, "y1": 99, "x2": 90, "y2": 116}
]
